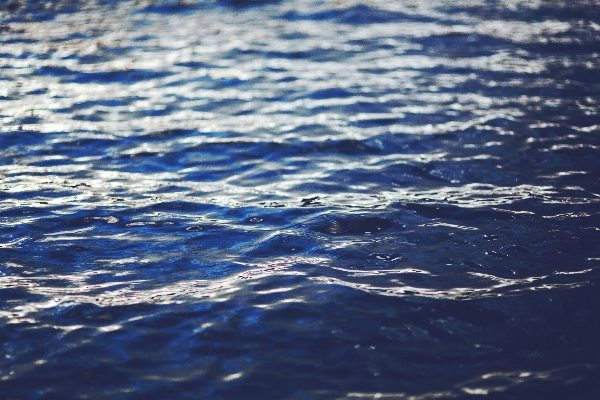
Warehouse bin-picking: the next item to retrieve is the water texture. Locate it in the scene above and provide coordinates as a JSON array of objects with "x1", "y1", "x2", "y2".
[{"x1": 1, "y1": 0, "x2": 599, "y2": 398}]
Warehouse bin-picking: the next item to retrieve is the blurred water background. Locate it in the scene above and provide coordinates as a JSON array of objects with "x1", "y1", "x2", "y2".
[{"x1": 1, "y1": 0, "x2": 599, "y2": 398}]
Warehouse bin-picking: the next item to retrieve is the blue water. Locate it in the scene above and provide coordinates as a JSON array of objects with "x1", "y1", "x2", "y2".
[{"x1": 1, "y1": 0, "x2": 599, "y2": 398}]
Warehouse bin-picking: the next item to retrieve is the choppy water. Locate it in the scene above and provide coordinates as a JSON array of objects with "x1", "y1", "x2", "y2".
[{"x1": 1, "y1": 0, "x2": 600, "y2": 398}]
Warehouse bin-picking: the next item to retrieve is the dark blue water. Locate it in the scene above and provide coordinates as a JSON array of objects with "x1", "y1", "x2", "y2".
[{"x1": 1, "y1": 0, "x2": 600, "y2": 398}]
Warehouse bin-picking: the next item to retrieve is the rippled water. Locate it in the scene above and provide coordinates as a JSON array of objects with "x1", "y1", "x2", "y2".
[{"x1": 1, "y1": 0, "x2": 600, "y2": 398}]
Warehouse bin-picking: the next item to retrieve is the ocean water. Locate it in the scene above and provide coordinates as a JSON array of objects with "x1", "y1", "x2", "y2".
[{"x1": 1, "y1": 0, "x2": 599, "y2": 398}]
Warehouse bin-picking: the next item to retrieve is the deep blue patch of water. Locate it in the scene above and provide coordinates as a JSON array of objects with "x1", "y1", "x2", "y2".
[{"x1": 1, "y1": 1, "x2": 599, "y2": 398}]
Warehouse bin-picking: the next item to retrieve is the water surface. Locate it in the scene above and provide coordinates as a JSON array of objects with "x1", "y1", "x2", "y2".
[{"x1": 1, "y1": 0, "x2": 599, "y2": 398}]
